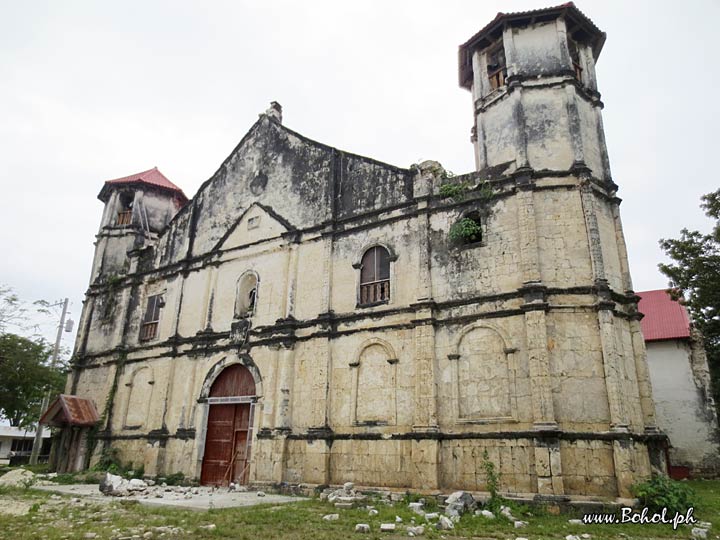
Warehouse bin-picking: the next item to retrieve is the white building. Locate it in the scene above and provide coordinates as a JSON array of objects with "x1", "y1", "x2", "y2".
[
  {"x1": 0, "y1": 425, "x2": 51, "y2": 466},
  {"x1": 639, "y1": 290, "x2": 720, "y2": 477}
]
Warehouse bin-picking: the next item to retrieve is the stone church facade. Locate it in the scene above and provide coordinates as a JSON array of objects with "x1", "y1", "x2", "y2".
[{"x1": 62, "y1": 4, "x2": 665, "y2": 498}]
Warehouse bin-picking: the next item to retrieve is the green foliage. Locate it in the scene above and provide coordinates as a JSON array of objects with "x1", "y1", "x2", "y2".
[
  {"x1": 632, "y1": 475, "x2": 696, "y2": 515},
  {"x1": 95, "y1": 447, "x2": 121, "y2": 470},
  {"x1": 481, "y1": 449, "x2": 505, "y2": 512},
  {"x1": 162, "y1": 472, "x2": 187, "y2": 486},
  {"x1": 0, "y1": 333, "x2": 66, "y2": 428},
  {"x1": 439, "y1": 181, "x2": 473, "y2": 201},
  {"x1": 477, "y1": 180, "x2": 494, "y2": 201},
  {"x1": 659, "y1": 188, "x2": 720, "y2": 409},
  {"x1": 449, "y1": 217, "x2": 483, "y2": 244}
]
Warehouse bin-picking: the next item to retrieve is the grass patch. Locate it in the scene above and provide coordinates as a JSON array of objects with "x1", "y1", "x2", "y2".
[{"x1": 0, "y1": 480, "x2": 716, "y2": 539}]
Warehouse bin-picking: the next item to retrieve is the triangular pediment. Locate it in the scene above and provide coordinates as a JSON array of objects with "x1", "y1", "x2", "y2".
[{"x1": 216, "y1": 203, "x2": 291, "y2": 251}]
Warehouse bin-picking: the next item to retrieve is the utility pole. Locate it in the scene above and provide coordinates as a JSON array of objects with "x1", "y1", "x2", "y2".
[{"x1": 29, "y1": 297, "x2": 69, "y2": 465}]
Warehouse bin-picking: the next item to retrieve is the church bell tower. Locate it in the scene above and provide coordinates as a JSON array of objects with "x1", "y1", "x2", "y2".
[{"x1": 459, "y1": 3, "x2": 610, "y2": 181}]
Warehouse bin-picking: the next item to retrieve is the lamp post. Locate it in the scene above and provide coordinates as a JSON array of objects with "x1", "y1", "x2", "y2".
[{"x1": 29, "y1": 298, "x2": 71, "y2": 465}]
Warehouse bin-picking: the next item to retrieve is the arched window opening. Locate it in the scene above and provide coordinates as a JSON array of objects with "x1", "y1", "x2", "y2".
[
  {"x1": 359, "y1": 246, "x2": 390, "y2": 306},
  {"x1": 568, "y1": 38, "x2": 583, "y2": 82},
  {"x1": 235, "y1": 273, "x2": 258, "y2": 319},
  {"x1": 117, "y1": 192, "x2": 134, "y2": 226}
]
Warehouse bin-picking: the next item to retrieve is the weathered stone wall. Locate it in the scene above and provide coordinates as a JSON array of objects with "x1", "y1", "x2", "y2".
[{"x1": 67, "y1": 9, "x2": 663, "y2": 499}]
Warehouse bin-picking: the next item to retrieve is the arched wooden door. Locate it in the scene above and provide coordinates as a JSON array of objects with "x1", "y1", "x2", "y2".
[{"x1": 200, "y1": 364, "x2": 256, "y2": 486}]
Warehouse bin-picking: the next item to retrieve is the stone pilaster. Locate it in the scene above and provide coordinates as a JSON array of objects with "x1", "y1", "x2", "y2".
[
  {"x1": 412, "y1": 312, "x2": 438, "y2": 431},
  {"x1": 274, "y1": 345, "x2": 295, "y2": 430},
  {"x1": 517, "y1": 181, "x2": 556, "y2": 430},
  {"x1": 597, "y1": 293, "x2": 629, "y2": 431},
  {"x1": 534, "y1": 438, "x2": 564, "y2": 496},
  {"x1": 284, "y1": 241, "x2": 300, "y2": 318},
  {"x1": 629, "y1": 316, "x2": 658, "y2": 431}
]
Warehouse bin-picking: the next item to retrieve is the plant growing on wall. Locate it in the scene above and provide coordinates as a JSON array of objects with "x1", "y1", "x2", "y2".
[
  {"x1": 482, "y1": 449, "x2": 504, "y2": 512},
  {"x1": 439, "y1": 181, "x2": 473, "y2": 202},
  {"x1": 449, "y1": 216, "x2": 483, "y2": 244}
]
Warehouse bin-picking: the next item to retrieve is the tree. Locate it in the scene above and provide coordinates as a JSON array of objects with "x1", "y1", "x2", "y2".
[
  {"x1": 0, "y1": 284, "x2": 52, "y2": 335},
  {"x1": 0, "y1": 333, "x2": 65, "y2": 427},
  {"x1": 659, "y1": 188, "x2": 720, "y2": 406}
]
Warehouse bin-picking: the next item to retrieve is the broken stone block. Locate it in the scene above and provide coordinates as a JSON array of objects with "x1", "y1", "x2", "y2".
[
  {"x1": 380, "y1": 523, "x2": 396, "y2": 532},
  {"x1": 369, "y1": 509, "x2": 379, "y2": 517},
  {"x1": 514, "y1": 520, "x2": 528, "y2": 528},
  {"x1": 128, "y1": 479, "x2": 148, "y2": 491},
  {"x1": 691, "y1": 528, "x2": 708, "y2": 540},
  {"x1": 323, "y1": 514, "x2": 339, "y2": 521},
  {"x1": 395, "y1": 516, "x2": 403, "y2": 523},
  {"x1": 436, "y1": 516, "x2": 454, "y2": 530},
  {"x1": 335, "y1": 502, "x2": 355, "y2": 509},
  {"x1": 424, "y1": 512, "x2": 438, "y2": 521},
  {"x1": 257, "y1": 491, "x2": 266, "y2": 497},
  {"x1": 343, "y1": 482, "x2": 355, "y2": 491},
  {"x1": 445, "y1": 490, "x2": 475, "y2": 512},
  {"x1": 354, "y1": 523, "x2": 370, "y2": 533},
  {"x1": 565, "y1": 535, "x2": 580, "y2": 540},
  {"x1": 407, "y1": 525, "x2": 425, "y2": 536},
  {"x1": 409, "y1": 503, "x2": 425, "y2": 516},
  {"x1": 476, "y1": 509, "x2": 495, "y2": 519},
  {"x1": 99, "y1": 473, "x2": 130, "y2": 497},
  {"x1": 568, "y1": 519, "x2": 584, "y2": 525}
]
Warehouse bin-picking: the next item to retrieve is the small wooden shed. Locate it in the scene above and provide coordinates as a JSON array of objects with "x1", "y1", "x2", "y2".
[{"x1": 40, "y1": 395, "x2": 99, "y2": 473}]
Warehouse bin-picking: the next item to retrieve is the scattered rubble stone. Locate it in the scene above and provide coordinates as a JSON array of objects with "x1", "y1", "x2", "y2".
[
  {"x1": 354, "y1": 523, "x2": 370, "y2": 533},
  {"x1": 369, "y1": 509, "x2": 379, "y2": 517},
  {"x1": 0, "y1": 469, "x2": 35, "y2": 488},
  {"x1": 565, "y1": 535, "x2": 580, "y2": 540},
  {"x1": 476, "y1": 509, "x2": 495, "y2": 519},
  {"x1": 343, "y1": 482, "x2": 354, "y2": 491},
  {"x1": 395, "y1": 516, "x2": 403, "y2": 523},
  {"x1": 436, "y1": 516, "x2": 454, "y2": 530},
  {"x1": 323, "y1": 514, "x2": 339, "y2": 521},
  {"x1": 424, "y1": 512, "x2": 439, "y2": 521},
  {"x1": 444, "y1": 490, "x2": 475, "y2": 517},
  {"x1": 199, "y1": 524, "x2": 216, "y2": 530},
  {"x1": 408, "y1": 502, "x2": 425, "y2": 516},
  {"x1": 257, "y1": 491, "x2": 266, "y2": 497},
  {"x1": 568, "y1": 519, "x2": 584, "y2": 525},
  {"x1": 692, "y1": 528, "x2": 708, "y2": 540},
  {"x1": 407, "y1": 525, "x2": 425, "y2": 536},
  {"x1": 514, "y1": 520, "x2": 528, "y2": 528}
]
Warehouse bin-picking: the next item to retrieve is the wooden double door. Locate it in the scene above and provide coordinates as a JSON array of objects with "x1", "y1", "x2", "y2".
[
  {"x1": 201, "y1": 402, "x2": 254, "y2": 486},
  {"x1": 200, "y1": 364, "x2": 256, "y2": 486}
]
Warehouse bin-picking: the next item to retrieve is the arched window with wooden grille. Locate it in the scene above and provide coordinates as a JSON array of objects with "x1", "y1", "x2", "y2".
[{"x1": 359, "y1": 246, "x2": 391, "y2": 306}]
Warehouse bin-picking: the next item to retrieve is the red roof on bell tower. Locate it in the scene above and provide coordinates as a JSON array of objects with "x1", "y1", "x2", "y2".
[{"x1": 98, "y1": 167, "x2": 188, "y2": 205}]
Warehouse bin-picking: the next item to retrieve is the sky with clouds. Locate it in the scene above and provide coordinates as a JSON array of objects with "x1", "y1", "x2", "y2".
[{"x1": 1, "y1": 0, "x2": 718, "y2": 347}]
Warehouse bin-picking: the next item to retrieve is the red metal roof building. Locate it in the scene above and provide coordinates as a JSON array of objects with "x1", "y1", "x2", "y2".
[{"x1": 637, "y1": 289, "x2": 692, "y2": 342}]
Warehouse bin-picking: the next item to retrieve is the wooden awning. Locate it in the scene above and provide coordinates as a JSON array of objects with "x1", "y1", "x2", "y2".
[{"x1": 40, "y1": 394, "x2": 100, "y2": 427}]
